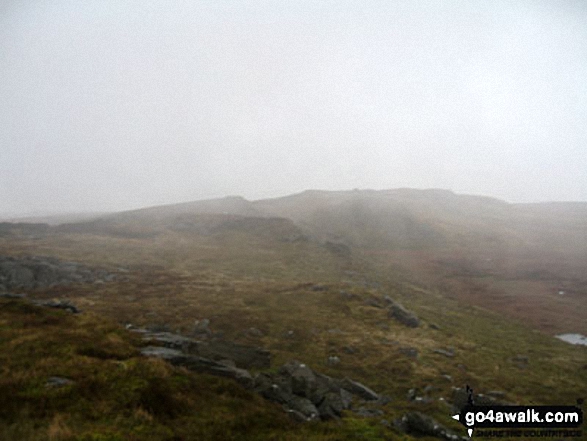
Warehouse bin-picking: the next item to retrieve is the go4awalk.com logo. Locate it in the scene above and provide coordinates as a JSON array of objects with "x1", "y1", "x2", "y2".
[{"x1": 451, "y1": 387, "x2": 583, "y2": 438}]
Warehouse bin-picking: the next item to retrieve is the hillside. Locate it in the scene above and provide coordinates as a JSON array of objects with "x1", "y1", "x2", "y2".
[{"x1": 1, "y1": 188, "x2": 586, "y2": 440}]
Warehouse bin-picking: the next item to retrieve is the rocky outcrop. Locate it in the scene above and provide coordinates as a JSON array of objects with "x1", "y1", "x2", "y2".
[
  {"x1": 141, "y1": 346, "x2": 253, "y2": 388},
  {"x1": 139, "y1": 330, "x2": 271, "y2": 369},
  {"x1": 383, "y1": 296, "x2": 420, "y2": 327},
  {"x1": 139, "y1": 330, "x2": 385, "y2": 422},
  {"x1": 253, "y1": 360, "x2": 380, "y2": 421},
  {"x1": 0, "y1": 255, "x2": 116, "y2": 291}
]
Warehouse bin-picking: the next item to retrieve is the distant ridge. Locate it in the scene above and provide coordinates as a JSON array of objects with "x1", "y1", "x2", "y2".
[{"x1": 44, "y1": 188, "x2": 586, "y2": 255}]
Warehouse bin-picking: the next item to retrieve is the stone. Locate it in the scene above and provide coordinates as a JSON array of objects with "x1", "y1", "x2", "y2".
[
  {"x1": 327, "y1": 356, "x2": 340, "y2": 366},
  {"x1": 433, "y1": 348, "x2": 455, "y2": 358},
  {"x1": 141, "y1": 346, "x2": 253, "y2": 388},
  {"x1": 246, "y1": 327, "x2": 264, "y2": 337},
  {"x1": 39, "y1": 299, "x2": 80, "y2": 313},
  {"x1": 197, "y1": 340, "x2": 271, "y2": 369},
  {"x1": 385, "y1": 298, "x2": 420, "y2": 328},
  {"x1": 398, "y1": 411, "x2": 466, "y2": 441},
  {"x1": 341, "y1": 378, "x2": 379, "y2": 401},
  {"x1": 46, "y1": 376, "x2": 73, "y2": 388}
]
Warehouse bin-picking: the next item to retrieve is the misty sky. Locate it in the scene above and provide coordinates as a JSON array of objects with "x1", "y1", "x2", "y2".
[{"x1": 1, "y1": 1, "x2": 587, "y2": 215}]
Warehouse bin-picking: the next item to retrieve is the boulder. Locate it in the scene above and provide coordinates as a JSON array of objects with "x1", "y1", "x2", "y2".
[
  {"x1": 341, "y1": 378, "x2": 379, "y2": 401},
  {"x1": 141, "y1": 346, "x2": 253, "y2": 388},
  {"x1": 398, "y1": 412, "x2": 466, "y2": 441},
  {"x1": 197, "y1": 340, "x2": 271, "y2": 369},
  {"x1": 386, "y1": 299, "x2": 420, "y2": 328}
]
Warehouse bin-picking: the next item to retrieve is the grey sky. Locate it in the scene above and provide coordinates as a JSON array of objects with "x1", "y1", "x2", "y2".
[{"x1": 1, "y1": 1, "x2": 586, "y2": 215}]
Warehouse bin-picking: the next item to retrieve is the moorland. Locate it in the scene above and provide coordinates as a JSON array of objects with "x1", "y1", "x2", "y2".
[{"x1": 1, "y1": 189, "x2": 586, "y2": 440}]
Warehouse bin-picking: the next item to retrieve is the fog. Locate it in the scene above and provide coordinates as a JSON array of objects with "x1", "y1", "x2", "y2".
[{"x1": 1, "y1": 0, "x2": 586, "y2": 215}]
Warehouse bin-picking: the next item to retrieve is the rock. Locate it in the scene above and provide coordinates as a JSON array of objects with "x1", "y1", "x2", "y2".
[
  {"x1": 433, "y1": 348, "x2": 455, "y2": 358},
  {"x1": 451, "y1": 387, "x2": 503, "y2": 413},
  {"x1": 385, "y1": 298, "x2": 420, "y2": 328},
  {"x1": 399, "y1": 346, "x2": 419, "y2": 359},
  {"x1": 429, "y1": 323, "x2": 441, "y2": 330},
  {"x1": 197, "y1": 340, "x2": 271, "y2": 369},
  {"x1": 286, "y1": 395, "x2": 320, "y2": 420},
  {"x1": 342, "y1": 345, "x2": 357, "y2": 354},
  {"x1": 279, "y1": 361, "x2": 317, "y2": 398},
  {"x1": 146, "y1": 323, "x2": 171, "y2": 333},
  {"x1": 141, "y1": 346, "x2": 253, "y2": 388},
  {"x1": 39, "y1": 299, "x2": 80, "y2": 313},
  {"x1": 310, "y1": 284, "x2": 328, "y2": 292},
  {"x1": 285, "y1": 409, "x2": 310, "y2": 423},
  {"x1": 511, "y1": 354, "x2": 529, "y2": 369},
  {"x1": 398, "y1": 411, "x2": 466, "y2": 441},
  {"x1": 364, "y1": 297, "x2": 384, "y2": 308},
  {"x1": 486, "y1": 390, "x2": 506, "y2": 399},
  {"x1": 0, "y1": 292, "x2": 27, "y2": 299},
  {"x1": 327, "y1": 356, "x2": 340, "y2": 366},
  {"x1": 142, "y1": 332, "x2": 199, "y2": 353},
  {"x1": 341, "y1": 378, "x2": 379, "y2": 401},
  {"x1": 0, "y1": 255, "x2": 116, "y2": 290},
  {"x1": 317, "y1": 390, "x2": 351, "y2": 419},
  {"x1": 46, "y1": 376, "x2": 73, "y2": 388},
  {"x1": 193, "y1": 318, "x2": 211, "y2": 336},
  {"x1": 246, "y1": 327, "x2": 264, "y2": 337}
]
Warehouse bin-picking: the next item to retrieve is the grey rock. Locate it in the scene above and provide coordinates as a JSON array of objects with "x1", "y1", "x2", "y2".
[
  {"x1": 193, "y1": 319, "x2": 211, "y2": 336},
  {"x1": 246, "y1": 327, "x2": 264, "y2": 337},
  {"x1": 317, "y1": 391, "x2": 351, "y2": 419},
  {"x1": 287, "y1": 395, "x2": 320, "y2": 420},
  {"x1": 341, "y1": 378, "x2": 379, "y2": 401},
  {"x1": 0, "y1": 292, "x2": 27, "y2": 299},
  {"x1": 364, "y1": 297, "x2": 384, "y2": 308},
  {"x1": 327, "y1": 356, "x2": 340, "y2": 366},
  {"x1": 39, "y1": 299, "x2": 80, "y2": 313},
  {"x1": 279, "y1": 360, "x2": 317, "y2": 398},
  {"x1": 433, "y1": 348, "x2": 455, "y2": 358},
  {"x1": 398, "y1": 411, "x2": 466, "y2": 441},
  {"x1": 386, "y1": 298, "x2": 420, "y2": 328},
  {"x1": 141, "y1": 346, "x2": 253, "y2": 388},
  {"x1": 46, "y1": 376, "x2": 73, "y2": 388},
  {"x1": 197, "y1": 340, "x2": 271, "y2": 369}
]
